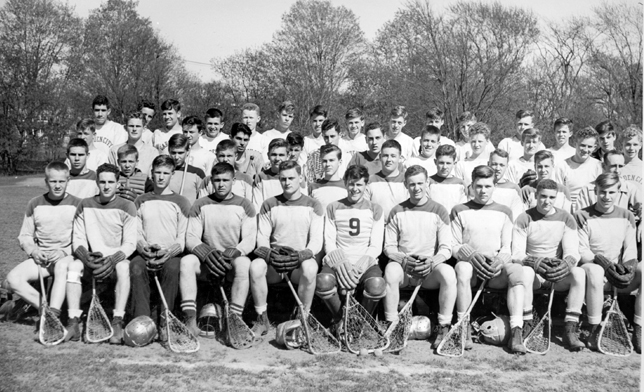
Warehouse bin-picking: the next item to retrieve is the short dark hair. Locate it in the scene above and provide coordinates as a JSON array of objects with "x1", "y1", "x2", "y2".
[
  {"x1": 321, "y1": 118, "x2": 340, "y2": 133},
  {"x1": 168, "y1": 134, "x2": 189, "y2": 150},
  {"x1": 425, "y1": 107, "x2": 444, "y2": 120},
  {"x1": 278, "y1": 160, "x2": 301, "y2": 175},
  {"x1": 471, "y1": 165, "x2": 494, "y2": 183},
  {"x1": 97, "y1": 163, "x2": 120, "y2": 181},
  {"x1": 343, "y1": 165, "x2": 369, "y2": 184},
  {"x1": 211, "y1": 162, "x2": 235, "y2": 177},
  {"x1": 287, "y1": 132, "x2": 304, "y2": 148},
  {"x1": 268, "y1": 138, "x2": 289, "y2": 154},
  {"x1": 126, "y1": 111, "x2": 143, "y2": 123},
  {"x1": 117, "y1": 144, "x2": 138, "y2": 160},
  {"x1": 435, "y1": 144, "x2": 456, "y2": 160},
  {"x1": 345, "y1": 108, "x2": 363, "y2": 121},
  {"x1": 381, "y1": 139, "x2": 401, "y2": 153},
  {"x1": 536, "y1": 179, "x2": 558, "y2": 194},
  {"x1": 230, "y1": 123, "x2": 252, "y2": 138},
  {"x1": 534, "y1": 150, "x2": 554, "y2": 165},
  {"x1": 92, "y1": 95, "x2": 110, "y2": 109},
  {"x1": 489, "y1": 148, "x2": 509, "y2": 161},
  {"x1": 553, "y1": 117, "x2": 573, "y2": 130},
  {"x1": 516, "y1": 109, "x2": 534, "y2": 119},
  {"x1": 278, "y1": 101, "x2": 295, "y2": 114},
  {"x1": 216, "y1": 139, "x2": 237, "y2": 153},
  {"x1": 574, "y1": 127, "x2": 599, "y2": 144},
  {"x1": 152, "y1": 155, "x2": 175, "y2": 171},
  {"x1": 320, "y1": 144, "x2": 342, "y2": 160},
  {"x1": 365, "y1": 122, "x2": 382, "y2": 134},
  {"x1": 595, "y1": 120, "x2": 615, "y2": 136},
  {"x1": 205, "y1": 108, "x2": 223, "y2": 120},
  {"x1": 420, "y1": 125, "x2": 441, "y2": 139},
  {"x1": 309, "y1": 105, "x2": 328, "y2": 118},
  {"x1": 76, "y1": 119, "x2": 96, "y2": 133},
  {"x1": 137, "y1": 99, "x2": 155, "y2": 112},
  {"x1": 404, "y1": 165, "x2": 428, "y2": 182},
  {"x1": 182, "y1": 115, "x2": 203, "y2": 131},
  {"x1": 521, "y1": 128, "x2": 541, "y2": 143},
  {"x1": 67, "y1": 138, "x2": 89, "y2": 154},
  {"x1": 161, "y1": 99, "x2": 181, "y2": 112}
]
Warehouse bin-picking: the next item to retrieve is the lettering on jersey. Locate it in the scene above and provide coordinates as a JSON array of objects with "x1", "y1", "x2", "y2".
[
  {"x1": 94, "y1": 135, "x2": 114, "y2": 149},
  {"x1": 621, "y1": 174, "x2": 642, "y2": 185}
]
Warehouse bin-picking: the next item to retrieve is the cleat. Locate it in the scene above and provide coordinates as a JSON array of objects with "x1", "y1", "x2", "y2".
[
  {"x1": 250, "y1": 312, "x2": 270, "y2": 337},
  {"x1": 109, "y1": 316, "x2": 124, "y2": 345},
  {"x1": 464, "y1": 322, "x2": 474, "y2": 351},
  {"x1": 508, "y1": 326, "x2": 526, "y2": 354},
  {"x1": 586, "y1": 324, "x2": 600, "y2": 351},
  {"x1": 64, "y1": 317, "x2": 81, "y2": 342},
  {"x1": 432, "y1": 324, "x2": 450, "y2": 349},
  {"x1": 563, "y1": 321, "x2": 584, "y2": 351},
  {"x1": 632, "y1": 324, "x2": 641, "y2": 354}
]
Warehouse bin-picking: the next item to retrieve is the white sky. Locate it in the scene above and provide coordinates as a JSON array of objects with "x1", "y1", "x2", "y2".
[{"x1": 2, "y1": 0, "x2": 640, "y2": 81}]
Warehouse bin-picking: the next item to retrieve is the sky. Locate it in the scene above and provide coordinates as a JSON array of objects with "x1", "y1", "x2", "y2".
[{"x1": 2, "y1": 0, "x2": 638, "y2": 81}]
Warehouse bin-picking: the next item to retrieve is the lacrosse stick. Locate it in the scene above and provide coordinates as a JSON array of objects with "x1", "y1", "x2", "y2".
[
  {"x1": 154, "y1": 273, "x2": 200, "y2": 353},
  {"x1": 37, "y1": 266, "x2": 67, "y2": 346},
  {"x1": 598, "y1": 288, "x2": 633, "y2": 357},
  {"x1": 383, "y1": 280, "x2": 424, "y2": 354},
  {"x1": 283, "y1": 275, "x2": 342, "y2": 355},
  {"x1": 436, "y1": 280, "x2": 487, "y2": 357},
  {"x1": 179, "y1": 150, "x2": 191, "y2": 196},
  {"x1": 524, "y1": 286, "x2": 555, "y2": 354},
  {"x1": 216, "y1": 280, "x2": 256, "y2": 349},
  {"x1": 85, "y1": 278, "x2": 113, "y2": 343},
  {"x1": 343, "y1": 292, "x2": 390, "y2": 354}
]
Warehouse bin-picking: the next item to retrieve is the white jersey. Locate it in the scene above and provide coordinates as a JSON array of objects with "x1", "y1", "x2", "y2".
[
  {"x1": 199, "y1": 133, "x2": 229, "y2": 154},
  {"x1": 153, "y1": 128, "x2": 182, "y2": 154},
  {"x1": 94, "y1": 120, "x2": 127, "y2": 156}
]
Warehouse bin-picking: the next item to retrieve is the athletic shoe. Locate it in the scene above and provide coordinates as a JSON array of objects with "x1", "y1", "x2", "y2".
[
  {"x1": 109, "y1": 316, "x2": 124, "y2": 344},
  {"x1": 563, "y1": 321, "x2": 584, "y2": 351},
  {"x1": 508, "y1": 326, "x2": 526, "y2": 354},
  {"x1": 185, "y1": 315, "x2": 200, "y2": 337},
  {"x1": 464, "y1": 322, "x2": 474, "y2": 350},
  {"x1": 64, "y1": 317, "x2": 81, "y2": 342},
  {"x1": 633, "y1": 324, "x2": 641, "y2": 354},
  {"x1": 522, "y1": 318, "x2": 535, "y2": 340},
  {"x1": 250, "y1": 312, "x2": 270, "y2": 337},
  {"x1": 586, "y1": 324, "x2": 600, "y2": 351},
  {"x1": 431, "y1": 324, "x2": 450, "y2": 349}
]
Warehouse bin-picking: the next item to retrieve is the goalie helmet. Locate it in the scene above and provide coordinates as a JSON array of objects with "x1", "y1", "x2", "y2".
[
  {"x1": 474, "y1": 314, "x2": 510, "y2": 346},
  {"x1": 123, "y1": 316, "x2": 156, "y2": 347},
  {"x1": 275, "y1": 320, "x2": 304, "y2": 350},
  {"x1": 198, "y1": 303, "x2": 222, "y2": 338},
  {"x1": 409, "y1": 315, "x2": 432, "y2": 340}
]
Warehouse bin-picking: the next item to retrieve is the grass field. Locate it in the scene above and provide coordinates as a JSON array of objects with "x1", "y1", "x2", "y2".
[{"x1": 0, "y1": 175, "x2": 641, "y2": 392}]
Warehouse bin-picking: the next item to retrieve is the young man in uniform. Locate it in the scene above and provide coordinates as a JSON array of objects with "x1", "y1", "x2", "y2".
[
  {"x1": 364, "y1": 139, "x2": 409, "y2": 219},
  {"x1": 108, "y1": 111, "x2": 158, "y2": 176},
  {"x1": 167, "y1": 134, "x2": 206, "y2": 201},
  {"x1": 348, "y1": 122, "x2": 386, "y2": 176},
  {"x1": 308, "y1": 144, "x2": 348, "y2": 211},
  {"x1": 153, "y1": 99, "x2": 182, "y2": 154},
  {"x1": 92, "y1": 95, "x2": 127, "y2": 156},
  {"x1": 200, "y1": 108, "x2": 228, "y2": 154},
  {"x1": 65, "y1": 138, "x2": 99, "y2": 199}
]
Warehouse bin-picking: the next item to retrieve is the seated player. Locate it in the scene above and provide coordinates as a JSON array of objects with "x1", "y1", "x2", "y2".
[
  {"x1": 405, "y1": 125, "x2": 440, "y2": 176},
  {"x1": 364, "y1": 139, "x2": 409, "y2": 219},
  {"x1": 315, "y1": 165, "x2": 384, "y2": 327},
  {"x1": 65, "y1": 138, "x2": 99, "y2": 198},
  {"x1": 383, "y1": 165, "x2": 456, "y2": 348},
  {"x1": 249, "y1": 161, "x2": 323, "y2": 337},
  {"x1": 577, "y1": 150, "x2": 641, "y2": 211},
  {"x1": 428, "y1": 145, "x2": 467, "y2": 213},
  {"x1": 488, "y1": 149, "x2": 525, "y2": 222},
  {"x1": 130, "y1": 156, "x2": 190, "y2": 331},
  {"x1": 66, "y1": 163, "x2": 136, "y2": 344},
  {"x1": 182, "y1": 162, "x2": 257, "y2": 335},
  {"x1": 114, "y1": 145, "x2": 148, "y2": 202},
  {"x1": 308, "y1": 145, "x2": 348, "y2": 212},
  {"x1": 348, "y1": 122, "x2": 386, "y2": 176},
  {"x1": 452, "y1": 165, "x2": 526, "y2": 353},
  {"x1": 167, "y1": 133, "x2": 206, "y2": 200},
  {"x1": 198, "y1": 139, "x2": 253, "y2": 200},
  {"x1": 520, "y1": 150, "x2": 571, "y2": 211},
  {"x1": 108, "y1": 111, "x2": 158, "y2": 176},
  {"x1": 512, "y1": 179, "x2": 586, "y2": 351},
  {"x1": 453, "y1": 122, "x2": 493, "y2": 189},
  {"x1": 5, "y1": 162, "x2": 80, "y2": 331},
  {"x1": 182, "y1": 115, "x2": 216, "y2": 176},
  {"x1": 575, "y1": 173, "x2": 641, "y2": 353},
  {"x1": 231, "y1": 122, "x2": 264, "y2": 177},
  {"x1": 504, "y1": 128, "x2": 542, "y2": 185},
  {"x1": 252, "y1": 138, "x2": 290, "y2": 210},
  {"x1": 72, "y1": 119, "x2": 109, "y2": 171}
]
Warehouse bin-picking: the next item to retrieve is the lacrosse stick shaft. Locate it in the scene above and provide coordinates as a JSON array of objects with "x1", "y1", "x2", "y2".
[
  {"x1": 179, "y1": 150, "x2": 190, "y2": 196},
  {"x1": 385, "y1": 281, "x2": 422, "y2": 337},
  {"x1": 37, "y1": 266, "x2": 46, "y2": 312},
  {"x1": 154, "y1": 274, "x2": 170, "y2": 312}
]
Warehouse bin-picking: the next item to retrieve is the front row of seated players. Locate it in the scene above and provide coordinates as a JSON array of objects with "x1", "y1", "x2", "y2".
[{"x1": 3, "y1": 158, "x2": 641, "y2": 353}]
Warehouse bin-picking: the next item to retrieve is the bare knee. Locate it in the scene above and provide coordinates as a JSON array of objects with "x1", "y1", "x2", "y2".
[
  {"x1": 299, "y1": 259, "x2": 318, "y2": 281},
  {"x1": 232, "y1": 256, "x2": 251, "y2": 275},
  {"x1": 570, "y1": 266, "x2": 586, "y2": 284},
  {"x1": 434, "y1": 263, "x2": 456, "y2": 285},
  {"x1": 582, "y1": 264, "x2": 604, "y2": 286},
  {"x1": 504, "y1": 263, "x2": 523, "y2": 287},
  {"x1": 68, "y1": 260, "x2": 84, "y2": 273},
  {"x1": 250, "y1": 258, "x2": 268, "y2": 280},
  {"x1": 384, "y1": 262, "x2": 404, "y2": 285},
  {"x1": 455, "y1": 261, "x2": 473, "y2": 281},
  {"x1": 180, "y1": 255, "x2": 200, "y2": 273}
]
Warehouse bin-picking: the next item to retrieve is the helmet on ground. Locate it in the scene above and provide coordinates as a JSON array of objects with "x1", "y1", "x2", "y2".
[
  {"x1": 409, "y1": 315, "x2": 432, "y2": 340},
  {"x1": 123, "y1": 315, "x2": 156, "y2": 347}
]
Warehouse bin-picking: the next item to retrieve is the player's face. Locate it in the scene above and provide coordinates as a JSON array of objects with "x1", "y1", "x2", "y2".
[
  {"x1": 67, "y1": 146, "x2": 88, "y2": 171},
  {"x1": 232, "y1": 132, "x2": 249, "y2": 153},
  {"x1": 595, "y1": 183, "x2": 620, "y2": 211},
  {"x1": 169, "y1": 147, "x2": 187, "y2": 167},
  {"x1": 162, "y1": 108, "x2": 180, "y2": 129},
  {"x1": 420, "y1": 134, "x2": 440, "y2": 157},
  {"x1": 536, "y1": 188, "x2": 558, "y2": 215},
  {"x1": 488, "y1": 154, "x2": 508, "y2": 182},
  {"x1": 535, "y1": 158, "x2": 554, "y2": 180},
  {"x1": 211, "y1": 172, "x2": 234, "y2": 198},
  {"x1": 346, "y1": 117, "x2": 363, "y2": 136},
  {"x1": 322, "y1": 128, "x2": 341, "y2": 146},
  {"x1": 151, "y1": 165, "x2": 174, "y2": 189},
  {"x1": 345, "y1": 178, "x2": 367, "y2": 203},
  {"x1": 469, "y1": 134, "x2": 487, "y2": 156},
  {"x1": 459, "y1": 120, "x2": 474, "y2": 140},
  {"x1": 435, "y1": 155, "x2": 455, "y2": 178},
  {"x1": 311, "y1": 115, "x2": 326, "y2": 135},
  {"x1": 217, "y1": 148, "x2": 236, "y2": 165},
  {"x1": 205, "y1": 117, "x2": 223, "y2": 137},
  {"x1": 277, "y1": 110, "x2": 294, "y2": 130},
  {"x1": 623, "y1": 136, "x2": 642, "y2": 160},
  {"x1": 604, "y1": 154, "x2": 625, "y2": 176},
  {"x1": 279, "y1": 168, "x2": 301, "y2": 195},
  {"x1": 380, "y1": 147, "x2": 400, "y2": 173},
  {"x1": 140, "y1": 107, "x2": 154, "y2": 127},
  {"x1": 127, "y1": 118, "x2": 144, "y2": 141},
  {"x1": 523, "y1": 137, "x2": 540, "y2": 155},
  {"x1": 97, "y1": 172, "x2": 118, "y2": 199},
  {"x1": 426, "y1": 118, "x2": 444, "y2": 129},
  {"x1": 288, "y1": 145, "x2": 302, "y2": 161},
  {"x1": 516, "y1": 116, "x2": 533, "y2": 135},
  {"x1": 241, "y1": 110, "x2": 260, "y2": 131},
  {"x1": 405, "y1": 173, "x2": 428, "y2": 204},
  {"x1": 554, "y1": 125, "x2": 571, "y2": 146},
  {"x1": 182, "y1": 125, "x2": 200, "y2": 146},
  {"x1": 575, "y1": 137, "x2": 596, "y2": 161},
  {"x1": 321, "y1": 152, "x2": 340, "y2": 176},
  {"x1": 472, "y1": 177, "x2": 495, "y2": 204},
  {"x1": 269, "y1": 147, "x2": 288, "y2": 168},
  {"x1": 389, "y1": 116, "x2": 406, "y2": 137},
  {"x1": 45, "y1": 169, "x2": 69, "y2": 199},
  {"x1": 93, "y1": 104, "x2": 110, "y2": 125},
  {"x1": 599, "y1": 133, "x2": 615, "y2": 151},
  {"x1": 118, "y1": 154, "x2": 137, "y2": 177},
  {"x1": 77, "y1": 129, "x2": 95, "y2": 145},
  {"x1": 366, "y1": 128, "x2": 384, "y2": 154}
]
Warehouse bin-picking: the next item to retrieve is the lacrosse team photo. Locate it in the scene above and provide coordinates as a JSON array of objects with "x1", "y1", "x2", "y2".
[{"x1": 0, "y1": 0, "x2": 641, "y2": 391}]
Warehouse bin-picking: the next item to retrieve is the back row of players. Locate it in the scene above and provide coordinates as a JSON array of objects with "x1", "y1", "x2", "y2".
[{"x1": 5, "y1": 95, "x2": 641, "y2": 354}]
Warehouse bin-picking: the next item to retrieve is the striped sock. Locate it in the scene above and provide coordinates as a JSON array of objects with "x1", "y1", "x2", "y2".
[
  {"x1": 181, "y1": 300, "x2": 197, "y2": 318},
  {"x1": 523, "y1": 308, "x2": 533, "y2": 321},
  {"x1": 230, "y1": 303, "x2": 244, "y2": 316},
  {"x1": 564, "y1": 310, "x2": 581, "y2": 323}
]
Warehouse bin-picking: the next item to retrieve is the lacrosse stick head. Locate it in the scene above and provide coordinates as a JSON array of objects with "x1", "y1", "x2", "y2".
[
  {"x1": 123, "y1": 316, "x2": 156, "y2": 347},
  {"x1": 384, "y1": 305, "x2": 413, "y2": 353},
  {"x1": 85, "y1": 291, "x2": 113, "y2": 343},
  {"x1": 598, "y1": 294, "x2": 633, "y2": 357},
  {"x1": 166, "y1": 312, "x2": 200, "y2": 353},
  {"x1": 343, "y1": 295, "x2": 389, "y2": 354},
  {"x1": 298, "y1": 307, "x2": 342, "y2": 355},
  {"x1": 39, "y1": 307, "x2": 67, "y2": 346},
  {"x1": 225, "y1": 311, "x2": 257, "y2": 349},
  {"x1": 198, "y1": 303, "x2": 223, "y2": 338}
]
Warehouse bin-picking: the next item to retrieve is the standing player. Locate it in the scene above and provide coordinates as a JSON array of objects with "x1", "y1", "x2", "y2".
[
  {"x1": 153, "y1": 99, "x2": 183, "y2": 154},
  {"x1": 167, "y1": 134, "x2": 206, "y2": 201},
  {"x1": 182, "y1": 162, "x2": 257, "y2": 335},
  {"x1": 287, "y1": 132, "x2": 307, "y2": 167},
  {"x1": 591, "y1": 121, "x2": 617, "y2": 161},
  {"x1": 452, "y1": 166, "x2": 526, "y2": 353},
  {"x1": 108, "y1": 112, "x2": 158, "y2": 176},
  {"x1": 303, "y1": 105, "x2": 327, "y2": 157},
  {"x1": 308, "y1": 145, "x2": 348, "y2": 211},
  {"x1": 619, "y1": 125, "x2": 642, "y2": 186},
  {"x1": 364, "y1": 140, "x2": 409, "y2": 220},
  {"x1": 386, "y1": 106, "x2": 415, "y2": 161},
  {"x1": 504, "y1": 128, "x2": 543, "y2": 185},
  {"x1": 412, "y1": 107, "x2": 455, "y2": 154},
  {"x1": 454, "y1": 111, "x2": 496, "y2": 162},
  {"x1": 315, "y1": 165, "x2": 384, "y2": 325},
  {"x1": 348, "y1": 122, "x2": 386, "y2": 176},
  {"x1": 231, "y1": 123, "x2": 264, "y2": 178},
  {"x1": 548, "y1": 117, "x2": 576, "y2": 166},
  {"x1": 520, "y1": 150, "x2": 571, "y2": 211},
  {"x1": 114, "y1": 145, "x2": 148, "y2": 201},
  {"x1": 65, "y1": 138, "x2": 99, "y2": 199},
  {"x1": 428, "y1": 145, "x2": 467, "y2": 214},
  {"x1": 182, "y1": 115, "x2": 216, "y2": 176},
  {"x1": 498, "y1": 110, "x2": 546, "y2": 161},
  {"x1": 5, "y1": 162, "x2": 80, "y2": 333},
  {"x1": 199, "y1": 139, "x2": 253, "y2": 200},
  {"x1": 262, "y1": 101, "x2": 295, "y2": 152},
  {"x1": 73, "y1": 119, "x2": 109, "y2": 171},
  {"x1": 383, "y1": 165, "x2": 456, "y2": 347},
  {"x1": 512, "y1": 179, "x2": 586, "y2": 351},
  {"x1": 252, "y1": 138, "x2": 290, "y2": 210},
  {"x1": 66, "y1": 163, "x2": 136, "y2": 344},
  {"x1": 575, "y1": 173, "x2": 641, "y2": 353},
  {"x1": 343, "y1": 108, "x2": 367, "y2": 152},
  {"x1": 91, "y1": 95, "x2": 127, "y2": 156},
  {"x1": 137, "y1": 99, "x2": 156, "y2": 146},
  {"x1": 405, "y1": 125, "x2": 440, "y2": 176},
  {"x1": 130, "y1": 156, "x2": 190, "y2": 323},
  {"x1": 305, "y1": 118, "x2": 354, "y2": 183},
  {"x1": 200, "y1": 108, "x2": 228, "y2": 154},
  {"x1": 488, "y1": 149, "x2": 525, "y2": 222},
  {"x1": 249, "y1": 161, "x2": 323, "y2": 337},
  {"x1": 241, "y1": 103, "x2": 267, "y2": 154},
  {"x1": 453, "y1": 122, "x2": 493, "y2": 189}
]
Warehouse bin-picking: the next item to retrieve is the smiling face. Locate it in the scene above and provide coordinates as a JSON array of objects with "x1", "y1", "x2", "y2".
[
  {"x1": 575, "y1": 137, "x2": 597, "y2": 162},
  {"x1": 536, "y1": 188, "x2": 558, "y2": 215},
  {"x1": 311, "y1": 115, "x2": 326, "y2": 136},
  {"x1": 622, "y1": 136, "x2": 642, "y2": 161},
  {"x1": 346, "y1": 117, "x2": 364, "y2": 137},
  {"x1": 598, "y1": 132, "x2": 616, "y2": 152},
  {"x1": 162, "y1": 108, "x2": 180, "y2": 129},
  {"x1": 420, "y1": 133, "x2": 440, "y2": 158},
  {"x1": 405, "y1": 172, "x2": 428, "y2": 204},
  {"x1": 469, "y1": 134, "x2": 488, "y2": 158},
  {"x1": 459, "y1": 120, "x2": 475, "y2": 140},
  {"x1": 554, "y1": 125, "x2": 572, "y2": 147},
  {"x1": 45, "y1": 169, "x2": 69, "y2": 200},
  {"x1": 205, "y1": 116, "x2": 224, "y2": 138},
  {"x1": 595, "y1": 183, "x2": 620, "y2": 212},
  {"x1": 269, "y1": 146, "x2": 288, "y2": 170},
  {"x1": 535, "y1": 158, "x2": 554, "y2": 180},
  {"x1": 345, "y1": 177, "x2": 367, "y2": 203}
]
